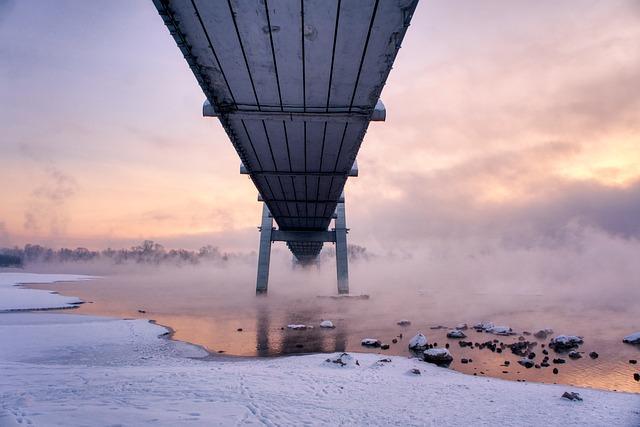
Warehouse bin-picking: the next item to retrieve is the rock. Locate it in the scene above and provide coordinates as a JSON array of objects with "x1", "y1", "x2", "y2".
[
  {"x1": 287, "y1": 324, "x2": 312, "y2": 330},
  {"x1": 446, "y1": 329, "x2": 467, "y2": 339},
  {"x1": 589, "y1": 351, "x2": 599, "y2": 359},
  {"x1": 622, "y1": 332, "x2": 640, "y2": 345},
  {"x1": 461, "y1": 358, "x2": 469, "y2": 364},
  {"x1": 549, "y1": 335, "x2": 583, "y2": 352},
  {"x1": 408, "y1": 333, "x2": 428, "y2": 351},
  {"x1": 236, "y1": 328, "x2": 243, "y2": 332},
  {"x1": 562, "y1": 391, "x2": 582, "y2": 401},
  {"x1": 527, "y1": 352, "x2": 536, "y2": 359},
  {"x1": 473, "y1": 321, "x2": 495, "y2": 332},
  {"x1": 553, "y1": 368, "x2": 559, "y2": 374},
  {"x1": 429, "y1": 325, "x2": 447, "y2": 330},
  {"x1": 326, "y1": 353, "x2": 357, "y2": 367},
  {"x1": 410, "y1": 368, "x2": 421, "y2": 375},
  {"x1": 361, "y1": 338, "x2": 381, "y2": 347},
  {"x1": 553, "y1": 358, "x2": 566, "y2": 364},
  {"x1": 137, "y1": 309, "x2": 146, "y2": 314},
  {"x1": 455, "y1": 323, "x2": 468, "y2": 330},
  {"x1": 634, "y1": 373, "x2": 640, "y2": 382},
  {"x1": 541, "y1": 362, "x2": 550, "y2": 367},
  {"x1": 423, "y1": 348, "x2": 453, "y2": 366},
  {"x1": 396, "y1": 320, "x2": 412, "y2": 326},
  {"x1": 518, "y1": 358, "x2": 534, "y2": 368},
  {"x1": 534, "y1": 328, "x2": 553, "y2": 339},
  {"x1": 319, "y1": 320, "x2": 335, "y2": 329},
  {"x1": 488, "y1": 326, "x2": 514, "y2": 336},
  {"x1": 568, "y1": 351, "x2": 582, "y2": 360},
  {"x1": 522, "y1": 331, "x2": 531, "y2": 336},
  {"x1": 629, "y1": 359, "x2": 638, "y2": 364},
  {"x1": 378, "y1": 358, "x2": 392, "y2": 363},
  {"x1": 295, "y1": 344, "x2": 304, "y2": 348},
  {"x1": 381, "y1": 344, "x2": 390, "y2": 350},
  {"x1": 392, "y1": 338, "x2": 398, "y2": 344}
]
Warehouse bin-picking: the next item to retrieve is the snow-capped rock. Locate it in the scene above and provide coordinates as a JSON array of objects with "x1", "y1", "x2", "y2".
[
  {"x1": 319, "y1": 320, "x2": 335, "y2": 329},
  {"x1": 324, "y1": 352, "x2": 358, "y2": 368},
  {"x1": 623, "y1": 332, "x2": 640, "y2": 345},
  {"x1": 423, "y1": 348, "x2": 453, "y2": 366},
  {"x1": 408, "y1": 333, "x2": 428, "y2": 351},
  {"x1": 488, "y1": 326, "x2": 513, "y2": 336},
  {"x1": 361, "y1": 338, "x2": 381, "y2": 347},
  {"x1": 287, "y1": 324, "x2": 312, "y2": 330},
  {"x1": 549, "y1": 335, "x2": 583, "y2": 351},
  {"x1": 473, "y1": 321, "x2": 495, "y2": 331},
  {"x1": 446, "y1": 329, "x2": 466, "y2": 339}
]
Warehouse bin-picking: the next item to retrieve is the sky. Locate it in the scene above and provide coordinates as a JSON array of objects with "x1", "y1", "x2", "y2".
[{"x1": 1, "y1": 0, "x2": 639, "y2": 253}]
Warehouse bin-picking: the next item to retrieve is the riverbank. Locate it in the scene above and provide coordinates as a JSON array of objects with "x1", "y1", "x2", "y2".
[{"x1": 0, "y1": 272, "x2": 639, "y2": 426}]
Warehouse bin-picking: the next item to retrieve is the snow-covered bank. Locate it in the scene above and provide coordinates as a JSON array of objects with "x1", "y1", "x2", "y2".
[
  {"x1": 0, "y1": 273, "x2": 638, "y2": 426},
  {"x1": 0, "y1": 273, "x2": 96, "y2": 311}
]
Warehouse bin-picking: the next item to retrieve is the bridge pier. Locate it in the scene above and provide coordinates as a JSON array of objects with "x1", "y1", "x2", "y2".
[
  {"x1": 255, "y1": 204, "x2": 273, "y2": 294},
  {"x1": 255, "y1": 197, "x2": 349, "y2": 295}
]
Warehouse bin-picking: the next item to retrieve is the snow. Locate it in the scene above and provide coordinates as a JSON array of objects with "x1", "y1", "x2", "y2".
[
  {"x1": 0, "y1": 273, "x2": 96, "y2": 312},
  {"x1": 623, "y1": 332, "x2": 640, "y2": 344},
  {"x1": 319, "y1": 320, "x2": 335, "y2": 328},
  {"x1": 408, "y1": 332, "x2": 428, "y2": 350},
  {"x1": 0, "y1": 272, "x2": 639, "y2": 426}
]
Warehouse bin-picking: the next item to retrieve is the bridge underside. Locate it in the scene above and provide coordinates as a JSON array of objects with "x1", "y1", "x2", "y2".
[{"x1": 153, "y1": 0, "x2": 418, "y2": 292}]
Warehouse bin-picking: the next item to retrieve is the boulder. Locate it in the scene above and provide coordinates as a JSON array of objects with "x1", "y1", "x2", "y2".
[
  {"x1": 623, "y1": 332, "x2": 640, "y2": 345},
  {"x1": 361, "y1": 338, "x2": 381, "y2": 347},
  {"x1": 473, "y1": 321, "x2": 495, "y2": 332},
  {"x1": 549, "y1": 335, "x2": 583, "y2": 352},
  {"x1": 397, "y1": 319, "x2": 412, "y2": 326},
  {"x1": 589, "y1": 351, "x2": 599, "y2": 359},
  {"x1": 518, "y1": 358, "x2": 534, "y2": 368},
  {"x1": 408, "y1": 333, "x2": 428, "y2": 351},
  {"x1": 319, "y1": 320, "x2": 335, "y2": 329},
  {"x1": 423, "y1": 348, "x2": 453, "y2": 366},
  {"x1": 287, "y1": 324, "x2": 312, "y2": 330},
  {"x1": 325, "y1": 353, "x2": 358, "y2": 368},
  {"x1": 568, "y1": 351, "x2": 582, "y2": 360},
  {"x1": 534, "y1": 328, "x2": 554, "y2": 339},
  {"x1": 488, "y1": 326, "x2": 514, "y2": 336},
  {"x1": 562, "y1": 391, "x2": 582, "y2": 401},
  {"x1": 446, "y1": 329, "x2": 467, "y2": 339}
]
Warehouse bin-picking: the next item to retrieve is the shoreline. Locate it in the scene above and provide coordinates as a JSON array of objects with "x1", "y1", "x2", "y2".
[{"x1": 17, "y1": 272, "x2": 640, "y2": 394}]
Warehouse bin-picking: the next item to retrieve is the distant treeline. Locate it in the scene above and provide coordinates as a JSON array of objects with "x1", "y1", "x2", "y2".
[
  {"x1": 0, "y1": 240, "x2": 239, "y2": 266},
  {"x1": 0, "y1": 240, "x2": 371, "y2": 267}
]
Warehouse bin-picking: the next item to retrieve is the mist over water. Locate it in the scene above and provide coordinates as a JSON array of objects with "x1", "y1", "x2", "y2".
[{"x1": 28, "y1": 225, "x2": 640, "y2": 393}]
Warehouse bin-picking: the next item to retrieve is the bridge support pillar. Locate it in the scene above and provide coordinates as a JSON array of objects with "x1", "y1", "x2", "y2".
[
  {"x1": 256, "y1": 204, "x2": 273, "y2": 294},
  {"x1": 254, "y1": 197, "x2": 349, "y2": 295},
  {"x1": 335, "y1": 198, "x2": 349, "y2": 294}
]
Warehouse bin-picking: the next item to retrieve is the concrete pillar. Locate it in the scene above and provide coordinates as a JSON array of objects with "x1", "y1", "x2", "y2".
[
  {"x1": 335, "y1": 198, "x2": 349, "y2": 294},
  {"x1": 256, "y1": 204, "x2": 273, "y2": 294}
]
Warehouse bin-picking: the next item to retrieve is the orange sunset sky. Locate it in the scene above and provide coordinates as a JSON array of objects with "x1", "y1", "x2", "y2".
[{"x1": 1, "y1": 0, "x2": 639, "y2": 252}]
